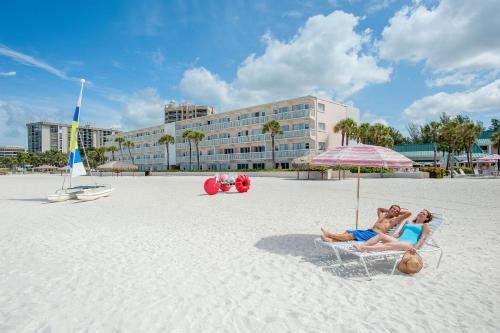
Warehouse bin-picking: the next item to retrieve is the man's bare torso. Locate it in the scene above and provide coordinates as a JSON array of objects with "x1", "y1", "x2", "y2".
[{"x1": 372, "y1": 215, "x2": 397, "y2": 233}]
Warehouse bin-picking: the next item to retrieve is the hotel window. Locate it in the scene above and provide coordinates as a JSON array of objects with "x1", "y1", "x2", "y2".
[
  {"x1": 281, "y1": 125, "x2": 290, "y2": 131},
  {"x1": 240, "y1": 147, "x2": 250, "y2": 153},
  {"x1": 237, "y1": 163, "x2": 249, "y2": 169},
  {"x1": 238, "y1": 130, "x2": 249, "y2": 137},
  {"x1": 319, "y1": 142, "x2": 326, "y2": 150},
  {"x1": 318, "y1": 103, "x2": 325, "y2": 112},
  {"x1": 224, "y1": 148, "x2": 234, "y2": 154},
  {"x1": 279, "y1": 144, "x2": 289, "y2": 151},
  {"x1": 253, "y1": 146, "x2": 265, "y2": 152},
  {"x1": 252, "y1": 163, "x2": 265, "y2": 169},
  {"x1": 251, "y1": 129, "x2": 262, "y2": 135},
  {"x1": 318, "y1": 122, "x2": 326, "y2": 131}
]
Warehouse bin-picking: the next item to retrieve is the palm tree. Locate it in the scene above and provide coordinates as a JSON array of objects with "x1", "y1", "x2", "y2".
[
  {"x1": 95, "y1": 147, "x2": 107, "y2": 165},
  {"x1": 114, "y1": 136, "x2": 125, "y2": 161},
  {"x1": 182, "y1": 130, "x2": 194, "y2": 171},
  {"x1": 15, "y1": 151, "x2": 31, "y2": 169},
  {"x1": 124, "y1": 140, "x2": 135, "y2": 164},
  {"x1": 458, "y1": 122, "x2": 482, "y2": 168},
  {"x1": 427, "y1": 121, "x2": 442, "y2": 167},
  {"x1": 441, "y1": 119, "x2": 460, "y2": 177},
  {"x1": 379, "y1": 134, "x2": 395, "y2": 148},
  {"x1": 356, "y1": 123, "x2": 370, "y2": 144},
  {"x1": 190, "y1": 131, "x2": 205, "y2": 170},
  {"x1": 333, "y1": 118, "x2": 357, "y2": 146},
  {"x1": 262, "y1": 120, "x2": 283, "y2": 167},
  {"x1": 107, "y1": 146, "x2": 118, "y2": 161},
  {"x1": 367, "y1": 123, "x2": 389, "y2": 146},
  {"x1": 490, "y1": 130, "x2": 500, "y2": 172},
  {"x1": 158, "y1": 134, "x2": 175, "y2": 170}
]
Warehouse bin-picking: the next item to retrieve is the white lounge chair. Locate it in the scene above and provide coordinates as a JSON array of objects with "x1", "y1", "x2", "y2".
[
  {"x1": 314, "y1": 221, "x2": 407, "y2": 263},
  {"x1": 344, "y1": 214, "x2": 444, "y2": 280}
]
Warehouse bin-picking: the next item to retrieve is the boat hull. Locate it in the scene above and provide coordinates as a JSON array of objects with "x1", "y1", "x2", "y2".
[
  {"x1": 76, "y1": 188, "x2": 114, "y2": 201},
  {"x1": 47, "y1": 192, "x2": 77, "y2": 202}
]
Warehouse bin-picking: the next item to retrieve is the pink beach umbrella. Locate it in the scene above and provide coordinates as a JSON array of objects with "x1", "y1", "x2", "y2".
[
  {"x1": 476, "y1": 154, "x2": 500, "y2": 172},
  {"x1": 311, "y1": 144, "x2": 413, "y2": 229}
]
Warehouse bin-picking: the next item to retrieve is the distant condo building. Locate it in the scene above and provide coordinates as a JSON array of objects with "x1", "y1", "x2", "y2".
[
  {"x1": 0, "y1": 145, "x2": 27, "y2": 158},
  {"x1": 164, "y1": 102, "x2": 216, "y2": 123},
  {"x1": 175, "y1": 96, "x2": 358, "y2": 170},
  {"x1": 26, "y1": 121, "x2": 120, "y2": 153},
  {"x1": 108, "y1": 96, "x2": 358, "y2": 171}
]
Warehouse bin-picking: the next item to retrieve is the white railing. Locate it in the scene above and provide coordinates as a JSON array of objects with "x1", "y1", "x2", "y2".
[
  {"x1": 175, "y1": 109, "x2": 314, "y2": 136},
  {"x1": 176, "y1": 149, "x2": 313, "y2": 163},
  {"x1": 175, "y1": 129, "x2": 314, "y2": 150}
]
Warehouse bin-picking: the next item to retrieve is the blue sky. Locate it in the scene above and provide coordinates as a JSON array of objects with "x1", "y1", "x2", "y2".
[{"x1": 1, "y1": 0, "x2": 499, "y2": 146}]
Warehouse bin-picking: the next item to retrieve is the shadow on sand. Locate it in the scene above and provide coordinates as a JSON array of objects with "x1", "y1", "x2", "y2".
[
  {"x1": 6, "y1": 198, "x2": 49, "y2": 203},
  {"x1": 254, "y1": 233, "x2": 405, "y2": 280}
]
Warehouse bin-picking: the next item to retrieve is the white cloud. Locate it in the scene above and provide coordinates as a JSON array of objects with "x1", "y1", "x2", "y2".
[
  {"x1": 360, "y1": 111, "x2": 389, "y2": 126},
  {"x1": 404, "y1": 80, "x2": 500, "y2": 122},
  {"x1": 0, "y1": 44, "x2": 76, "y2": 81},
  {"x1": 425, "y1": 72, "x2": 478, "y2": 87},
  {"x1": 121, "y1": 87, "x2": 166, "y2": 128},
  {"x1": 282, "y1": 10, "x2": 302, "y2": 18},
  {"x1": 180, "y1": 11, "x2": 391, "y2": 111},
  {"x1": 0, "y1": 71, "x2": 16, "y2": 76},
  {"x1": 0, "y1": 99, "x2": 67, "y2": 145},
  {"x1": 378, "y1": 0, "x2": 500, "y2": 73},
  {"x1": 366, "y1": 0, "x2": 398, "y2": 14},
  {"x1": 151, "y1": 50, "x2": 165, "y2": 67}
]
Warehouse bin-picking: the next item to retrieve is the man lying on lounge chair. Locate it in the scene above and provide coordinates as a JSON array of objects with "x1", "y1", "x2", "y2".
[{"x1": 320, "y1": 205, "x2": 411, "y2": 242}]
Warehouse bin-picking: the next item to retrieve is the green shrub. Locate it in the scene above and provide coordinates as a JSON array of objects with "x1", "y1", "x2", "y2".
[
  {"x1": 419, "y1": 166, "x2": 445, "y2": 178},
  {"x1": 348, "y1": 167, "x2": 392, "y2": 173},
  {"x1": 461, "y1": 167, "x2": 473, "y2": 174}
]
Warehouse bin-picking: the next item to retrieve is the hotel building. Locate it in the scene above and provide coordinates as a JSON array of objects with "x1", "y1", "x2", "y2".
[
  {"x1": 0, "y1": 146, "x2": 27, "y2": 158},
  {"x1": 26, "y1": 121, "x2": 120, "y2": 153},
  {"x1": 175, "y1": 96, "x2": 358, "y2": 170},
  {"x1": 105, "y1": 123, "x2": 177, "y2": 171},
  {"x1": 105, "y1": 96, "x2": 358, "y2": 171}
]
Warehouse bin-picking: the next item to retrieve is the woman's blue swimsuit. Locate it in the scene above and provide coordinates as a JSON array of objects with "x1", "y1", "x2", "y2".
[{"x1": 398, "y1": 224, "x2": 423, "y2": 246}]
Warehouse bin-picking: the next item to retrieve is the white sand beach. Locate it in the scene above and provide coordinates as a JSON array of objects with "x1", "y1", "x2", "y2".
[{"x1": 1, "y1": 174, "x2": 499, "y2": 332}]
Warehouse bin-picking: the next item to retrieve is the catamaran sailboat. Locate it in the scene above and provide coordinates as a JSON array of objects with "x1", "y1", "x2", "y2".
[{"x1": 47, "y1": 79, "x2": 114, "y2": 202}]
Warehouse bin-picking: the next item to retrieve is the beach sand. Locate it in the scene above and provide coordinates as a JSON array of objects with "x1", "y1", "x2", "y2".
[{"x1": 1, "y1": 174, "x2": 499, "y2": 332}]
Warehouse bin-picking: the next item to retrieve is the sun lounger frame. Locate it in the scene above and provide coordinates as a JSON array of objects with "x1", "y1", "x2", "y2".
[{"x1": 315, "y1": 214, "x2": 444, "y2": 280}]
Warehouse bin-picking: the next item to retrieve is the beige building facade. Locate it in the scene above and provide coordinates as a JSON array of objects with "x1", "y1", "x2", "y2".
[
  {"x1": 175, "y1": 96, "x2": 359, "y2": 170},
  {"x1": 105, "y1": 123, "x2": 177, "y2": 171}
]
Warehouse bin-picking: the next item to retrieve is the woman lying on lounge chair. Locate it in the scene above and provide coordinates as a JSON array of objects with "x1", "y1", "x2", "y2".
[{"x1": 352, "y1": 209, "x2": 433, "y2": 252}]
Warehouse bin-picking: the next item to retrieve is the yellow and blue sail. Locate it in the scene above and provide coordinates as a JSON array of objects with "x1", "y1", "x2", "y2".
[{"x1": 68, "y1": 79, "x2": 87, "y2": 177}]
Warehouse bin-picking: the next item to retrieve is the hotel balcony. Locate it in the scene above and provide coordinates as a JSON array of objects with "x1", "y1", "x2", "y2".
[
  {"x1": 175, "y1": 129, "x2": 315, "y2": 150},
  {"x1": 175, "y1": 108, "x2": 314, "y2": 136},
  {"x1": 176, "y1": 149, "x2": 314, "y2": 163}
]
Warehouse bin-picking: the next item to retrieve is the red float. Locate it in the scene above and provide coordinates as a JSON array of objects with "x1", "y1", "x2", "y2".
[
  {"x1": 235, "y1": 175, "x2": 251, "y2": 193},
  {"x1": 203, "y1": 177, "x2": 220, "y2": 195},
  {"x1": 203, "y1": 173, "x2": 251, "y2": 195}
]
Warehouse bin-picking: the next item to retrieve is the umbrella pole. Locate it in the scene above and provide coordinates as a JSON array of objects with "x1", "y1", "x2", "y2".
[{"x1": 356, "y1": 166, "x2": 360, "y2": 229}]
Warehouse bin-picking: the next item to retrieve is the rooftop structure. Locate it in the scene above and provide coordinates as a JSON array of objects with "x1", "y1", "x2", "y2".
[{"x1": 164, "y1": 102, "x2": 216, "y2": 124}]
